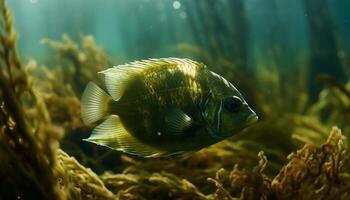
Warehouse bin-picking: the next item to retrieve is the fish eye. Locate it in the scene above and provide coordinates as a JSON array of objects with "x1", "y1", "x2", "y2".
[{"x1": 223, "y1": 96, "x2": 242, "y2": 113}]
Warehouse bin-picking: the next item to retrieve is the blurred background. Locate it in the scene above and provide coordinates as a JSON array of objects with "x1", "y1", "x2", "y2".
[{"x1": 8, "y1": 0, "x2": 350, "y2": 100}]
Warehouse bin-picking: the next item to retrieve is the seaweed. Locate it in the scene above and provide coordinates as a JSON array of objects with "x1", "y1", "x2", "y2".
[
  {"x1": 271, "y1": 127, "x2": 348, "y2": 199},
  {"x1": 101, "y1": 171, "x2": 208, "y2": 200},
  {"x1": 56, "y1": 150, "x2": 116, "y2": 199},
  {"x1": 42, "y1": 34, "x2": 112, "y2": 96},
  {"x1": 303, "y1": 0, "x2": 347, "y2": 100},
  {"x1": 204, "y1": 127, "x2": 349, "y2": 200},
  {"x1": 72, "y1": 127, "x2": 347, "y2": 200},
  {"x1": 40, "y1": 35, "x2": 125, "y2": 173},
  {"x1": 0, "y1": 0, "x2": 59, "y2": 198}
]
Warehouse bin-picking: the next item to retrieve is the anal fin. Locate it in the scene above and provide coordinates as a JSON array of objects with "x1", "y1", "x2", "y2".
[{"x1": 84, "y1": 115, "x2": 165, "y2": 158}]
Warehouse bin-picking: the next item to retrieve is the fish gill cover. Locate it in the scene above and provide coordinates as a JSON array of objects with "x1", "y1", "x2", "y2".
[{"x1": 0, "y1": 0, "x2": 349, "y2": 200}]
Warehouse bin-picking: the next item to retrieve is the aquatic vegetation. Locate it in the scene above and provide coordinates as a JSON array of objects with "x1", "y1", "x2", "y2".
[
  {"x1": 271, "y1": 127, "x2": 349, "y2": 199},
  {"x1": 55, "y1": 127, "x2": 349, "y2": 199},
  {"x1": 56, "y1": 150, "x2": 116, "y2": 199},
  {"x1": 205, "y1": 127, "x2": 350, "y2": 199},
  {"x1": 0, "y1": 0, "x2": 59, "y2": 198},
  {"x1": 42, "y1": 34, "x2": 112, "y2": 96},
  {"x1": 292, "y1": 76, "x2": 350, "y2": 149},
  {"x1": 303, "y1": 0, "x2": 347, "y2": 100},
  {"x1": 102, "y1": 170, "x2": 208, "y2": 200}
]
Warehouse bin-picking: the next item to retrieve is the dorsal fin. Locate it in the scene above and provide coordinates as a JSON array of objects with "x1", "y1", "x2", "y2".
[
  {"x1": 122, "y1": 58, "x2": 201, "y2": 70},
  {"x1": 83, "y1": 115, "x2": 166, "y2": 158},
  {"x1": 98, "y1": 68, "x2": 135, "y2": 101},
  {"x1": 98, "y1": 58, "x2": 203, "y2": 100}
]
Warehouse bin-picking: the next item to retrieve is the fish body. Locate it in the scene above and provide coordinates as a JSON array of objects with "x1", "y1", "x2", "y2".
[{"x1": 81, "y1": 58, "x2": 257, "y2": 157}]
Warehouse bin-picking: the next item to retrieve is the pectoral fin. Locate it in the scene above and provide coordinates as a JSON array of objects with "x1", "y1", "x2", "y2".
[{"x1": 165, "y1": 109, "x2": 194, "y2": 135}]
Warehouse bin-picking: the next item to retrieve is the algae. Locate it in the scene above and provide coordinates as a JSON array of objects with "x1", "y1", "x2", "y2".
[{"x1": 1, "y1": 0, "x2": 350, "y2": 199}]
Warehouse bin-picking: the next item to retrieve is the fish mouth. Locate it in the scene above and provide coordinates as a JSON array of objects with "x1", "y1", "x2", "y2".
[{"x1": 245, "y1": 113, "x2": 258, "y2": 126}]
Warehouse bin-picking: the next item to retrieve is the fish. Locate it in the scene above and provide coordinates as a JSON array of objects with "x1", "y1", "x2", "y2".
[{"x1": 81, "y1": 58, "x2": 258, "y2": 158}]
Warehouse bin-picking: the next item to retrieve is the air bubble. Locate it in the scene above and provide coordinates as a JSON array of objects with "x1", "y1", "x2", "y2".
[{"x1": 173, "y1": 1, "x2": 181, "y2": 9}]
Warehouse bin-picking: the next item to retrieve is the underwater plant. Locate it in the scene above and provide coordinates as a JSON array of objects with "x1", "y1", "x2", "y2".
[
  {"x1": 42, "y1": 34, "x2": 112, "y2": 96},
  {"x1": 0, "y1": 0, "x2": 59, "y2": 198}
]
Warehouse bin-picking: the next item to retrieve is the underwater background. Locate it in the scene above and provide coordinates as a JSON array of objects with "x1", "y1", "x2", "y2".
[{"x1": 1, "y1": 0, "x2": 350, "y2": 199}]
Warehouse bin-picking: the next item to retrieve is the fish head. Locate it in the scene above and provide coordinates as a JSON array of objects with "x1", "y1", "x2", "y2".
[
  {"x1": 205, "y1": 94, "x2": 258, "y2": 139},
  {"x1": 221, "y1": 95, "x2": 258, "y2": 133}
]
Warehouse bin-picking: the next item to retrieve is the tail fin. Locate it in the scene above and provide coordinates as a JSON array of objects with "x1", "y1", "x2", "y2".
[{"x1": 81, "y1": 82, "x2": 111, "y2": 125}]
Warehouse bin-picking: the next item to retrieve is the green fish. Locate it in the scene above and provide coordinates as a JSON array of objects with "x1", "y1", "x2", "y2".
[{"x1": 81, "y1": 58, "x2": 257, "y2": 158}]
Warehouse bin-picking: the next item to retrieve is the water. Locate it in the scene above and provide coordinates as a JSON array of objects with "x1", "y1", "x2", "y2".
[
  {"x1": 9, "y1": 0, "x2": 349, "y2": 61},
  {"x1": 2, "y1": 0, "x2": 350, "y2": 199},
  {"x1": 9, "y1": 0, "x2": 350, "y2": 92}
]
